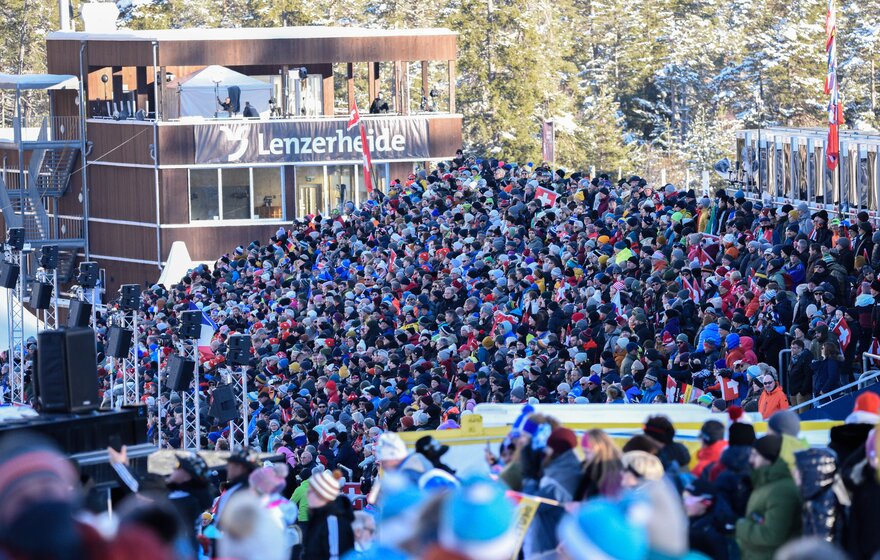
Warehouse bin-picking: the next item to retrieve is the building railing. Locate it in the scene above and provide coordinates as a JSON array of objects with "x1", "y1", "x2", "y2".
[
  {"x1": 16, "y1": 116, "x2": 81, "y2": 142},
  {"x1": 89, "y1": 109, "x2": 454, "y2": 125},
  {"x1": 789, "y1": 357, "x2": 880, "y2": 412}
]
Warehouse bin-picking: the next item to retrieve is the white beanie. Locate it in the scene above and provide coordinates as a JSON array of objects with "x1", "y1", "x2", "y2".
[
  {"x1": 376, "y1": 432, "x2": 408, "y2": 462},
  {"x1": 310, "y1": 470, "x2": 341, "y2": 502}
]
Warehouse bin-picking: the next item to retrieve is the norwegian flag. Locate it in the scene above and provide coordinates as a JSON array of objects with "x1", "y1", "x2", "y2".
[
  {"x1": 347, "y1": 101, "x2": 374, "y2": 193},
  {"x1": 534, "y1": 186, "x2": 558, "y2": 208},
  {"x1": 682, "y1": 276, "x2": 703, "y2": 302},
  {"x1": 833, "y1": 317, "x2": 851, "y2": 352},
  {"x1": 718, "y1": 374, "x2": 739, "y2": 401},
  {"x1": 666, "y1": 376, "x2": 679, "y2": 402}
]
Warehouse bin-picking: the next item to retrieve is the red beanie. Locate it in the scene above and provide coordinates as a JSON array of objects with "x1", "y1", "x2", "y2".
[{"x1": 546, "y1": 427, "x2": 577, "y2": 456}]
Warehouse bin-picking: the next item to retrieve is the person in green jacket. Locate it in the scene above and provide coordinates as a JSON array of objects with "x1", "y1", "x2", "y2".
[{"x1": 735, "y1": 434, "x2": 802, "y2": 560}]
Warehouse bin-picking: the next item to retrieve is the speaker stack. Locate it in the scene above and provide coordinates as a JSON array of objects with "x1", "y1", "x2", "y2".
[
  {"x1": 36, "y1": 327, "x2": 100, "y2": 413},
  {"x1": 167, "y1": 354, "x2": 196, "y2": 391},
  {"x1": 179, "y1": 310, "x2": 203, "y2": 339},
  {"x1": 106, "y1": 326, "x2": 133, "y2": 358},
  {"x1": 209, "y1": 384, "x2": 239, "y2": 423},
  {"x1": 120, "y1": 284, "x2": 141, "y2": 311},
  {"x1": 68, "y1": 299, "x2": 92, "y2": 327},
  {"x1": 78, "y1": 262, "x2": 99, "y2": 288},
  {"x1": 226, "y1": 334, "x2": 252, "y2": 366},
  {"x1": 30, "y1": 281, "x2": 52, "y2": 310}
]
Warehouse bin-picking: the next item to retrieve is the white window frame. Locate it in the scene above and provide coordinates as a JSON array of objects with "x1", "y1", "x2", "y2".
[{"x1": 188, "y1": 166, "x2": 285, "y2": 224}]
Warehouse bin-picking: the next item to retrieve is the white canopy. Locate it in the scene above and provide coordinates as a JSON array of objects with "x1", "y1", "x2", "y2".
[
  {"x1": 0, "y1": 73, "x2": 78, "y2": 91},
  {"x1": 166, "y1": 65, "x2": 272, "y2": 119},
  {"x1": 0, "y1": 289, "x2": 40, "y2": 354},
  {"x1": 157, "y1": 241, "x2": 214, "y2": 287}
]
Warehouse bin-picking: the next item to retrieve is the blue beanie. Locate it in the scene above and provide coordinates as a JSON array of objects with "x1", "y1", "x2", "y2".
[
  {"x1": 557, "y1": 499, "x2": 649, "y2": 560},
  {"x1": 439, "y1": 477, "x2": 516, "y2": 560},
  {"x1": 726, "y1": 333, "x2": 740, "y2": 349}
]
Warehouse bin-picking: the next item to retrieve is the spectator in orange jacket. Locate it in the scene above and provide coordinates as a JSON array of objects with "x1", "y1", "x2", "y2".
[
  {"x1": 692, "y1": 420, "x2": 729, "y2": 478},
  {"x1": 758, "y1": 374, "x2": 790, "y2": 419}
]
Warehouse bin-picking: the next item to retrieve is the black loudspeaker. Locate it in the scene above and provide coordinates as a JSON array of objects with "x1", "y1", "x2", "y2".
[
  {"x1": 120, "y1": 284, "x2": 141, "y2": 311},
  {"x1": 226, "y1": 334, "x2": 252, "y2": 366},
  {"x1": 210, "y1": 384, "x2": 239, "y2": 423},
  {"x1": 30, "y1": 281, "x2": 52, "y2": 310},
  {"x1": 40, "y1": 245, "x2": 59, "y2": 270},
  {"x1": 0, "y1": 261, "x2": 20, "y2": 289},
  {"x1": 78, "y1": 262, "x2": 99, "y2": 288},
  {"x1": 106, "y1": 326, "x2": 133, "y2": 358},
  {"x1": 179, "y1": 310, "x2": 202, "y2": 339},
  {"x1": 36, "y1": 327, "x2": 99, "y2": 413},
  {"x1": 167, "y1": 354, "x2": 195, "y2": 391},
  {"x1": 5, "y1": 227, "x2": 24, "y2": 251},
  {"x1": 68, "y1": 299, "x2": 92, "y2": 327}
]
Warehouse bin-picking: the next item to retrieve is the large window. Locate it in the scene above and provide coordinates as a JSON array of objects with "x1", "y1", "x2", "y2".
[{"x1": 189, "y1": 167, "x2": 283, "y2": 222}]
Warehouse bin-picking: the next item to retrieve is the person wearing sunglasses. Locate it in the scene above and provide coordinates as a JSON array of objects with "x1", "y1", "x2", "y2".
[{"x1": 758, "y1": 374, "x2": 790, "y2": 420}]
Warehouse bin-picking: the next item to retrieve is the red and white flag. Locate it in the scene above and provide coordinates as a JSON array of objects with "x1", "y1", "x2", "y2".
[
  {"x1": 388, "y1": 249, "x2": 397, "y2": 273},
  {"x1": 718, "y1": 375, "x2": 739, "y2": 401},
  {"x1": 666, "y1": 376, "x2": 678, "y2": 402},
  {"x1": 869, "y1": 338, "x2": 880, "y2": 367},
  {"x1": 682, "y1": 276, "x2": 703, "y2": 302},
  {"x1": 833, "y1": 317, "x2": 851, "y2": 352},
  {"x1": 534, "y1": 186, "x2": 558, "y2": 207},
  {"x1": 347, "y1": 102, "x2": 374, "y2": 193}
]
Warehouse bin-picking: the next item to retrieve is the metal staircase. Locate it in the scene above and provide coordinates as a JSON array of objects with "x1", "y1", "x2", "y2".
[{"x1": 0, "y1": 116, "x2": 83, "y2": 250}]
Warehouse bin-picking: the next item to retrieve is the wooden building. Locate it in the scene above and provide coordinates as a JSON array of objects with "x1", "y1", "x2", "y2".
[{"x1": 8, "y1": 27, "x2": 461, "y2": 292}]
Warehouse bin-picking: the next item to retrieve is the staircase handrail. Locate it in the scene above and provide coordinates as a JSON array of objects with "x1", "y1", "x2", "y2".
[{"x1": 790, "y1": 365, "x2": 880, "y2": 412}]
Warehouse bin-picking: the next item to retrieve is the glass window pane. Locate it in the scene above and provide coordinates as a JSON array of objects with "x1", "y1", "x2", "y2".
[
  {"x1": 190, "y1": 169, "x2": 219, "y2": 221},
  {"x1": 296, "y1": 166, "x2": 324, "y2": 218},
  {"x1": 327, "y1": 165, "x2": 355, "y2": 212},
  {"x1": 253, "y1": 167, "x2": 283, "y2": 219},
  {"x1": 222, "y1": 168, "x2": 251, "y2": 220}
]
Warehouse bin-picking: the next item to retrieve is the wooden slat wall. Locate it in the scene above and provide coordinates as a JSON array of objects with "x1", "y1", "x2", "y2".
[
  {"x1": 101, "y1": 260, "x2": 162, "y2": 294},
  {"x1": 89, "y1": 221, "x2": 156, "y2": 262},
  {"x1": 88, "y1": 121, "x2": 155, "y2": 165},
  {"x1": 427, "y1": 115, "x2": 463, "y2": 158},
  {"x1": 161, "y1": 224, "x2": 286, "y2": 261},
  {"x1": 161, "y1": 168, "x2": 189, "y2": 225},
  {"x1": 158, "y1": 126, "x2": 195, "y2": 166},
  {"x1": 46, "y1": 40, "x2": 82, "y2": 75},
  {"x1": 88, "y1": 165, "x2": 156, "y2": 222},
  {"x1": 50, "y1": 35, "x2": 456, "y2": 70}
]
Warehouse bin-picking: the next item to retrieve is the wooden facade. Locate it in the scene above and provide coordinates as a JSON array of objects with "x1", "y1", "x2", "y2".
[{"x1": 42, "y1": 27, "x2": 461, "y2": 293}]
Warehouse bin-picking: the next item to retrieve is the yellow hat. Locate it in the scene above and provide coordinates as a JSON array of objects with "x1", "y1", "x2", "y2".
[
  {"x1": 338, "y1": 365, "x2": 350, "y2": 379},
  {"x1": 598, "y1": 235, "x2": 610, "y2": 245},
  {"x1": 598, "y1": 255, "x2": 610, "y2": 267},
  {"x1": 289, "y1": 362, "x2": 301, "y2": 373}
]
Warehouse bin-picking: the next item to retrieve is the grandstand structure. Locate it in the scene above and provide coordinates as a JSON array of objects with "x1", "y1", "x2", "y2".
[{"x1": 1, "y1": 27, "x2": 462, "y2": 292}]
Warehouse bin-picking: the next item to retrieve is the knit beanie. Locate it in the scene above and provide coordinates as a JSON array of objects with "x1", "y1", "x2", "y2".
[
  {"x1": 699, "y1": 420, "x2": 725, "y2": 445},
  {"x1": 546, "y1": 427, "x2": 577, "y2": 456},
  {"x1": 753, "y1": 434, "x2": 782, "y2": 463},
  {"x1": 310, "y1": 470, "x2": 341, "y2": 502},
  {"x1": 556, "y1": 498, "x2": 649, "y2": 560},
  {"x1": 728, "y1": 422, "x2": 756, "y2": 446},
  {"x1": 439, "y1": 477, "x2": 516, "y2": 560},
  {"x1": 768, "y1": 409, "x2": 800, "y2": 437}
]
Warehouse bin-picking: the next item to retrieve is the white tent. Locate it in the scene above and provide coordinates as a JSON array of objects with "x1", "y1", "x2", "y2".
[
  {"x1": 0, "y1": 289, "x2": 41, "y2": 354},
  {"x1": 157, "y1": 241, "x2": 213, "y2": 287},
  {"x1": 166, "y1": 65, "x2": 273, "y2": 119}
]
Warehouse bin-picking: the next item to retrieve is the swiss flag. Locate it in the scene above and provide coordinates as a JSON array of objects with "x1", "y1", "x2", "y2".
[
  {"x1": 534, "y1": 186, "x2": 558, "y2": 207},
  {"x1": 347, "y1": 103, "x2": 361, "y2": 130},
  {"x1": 666, "y1": 376, "x2": 679, "y2": 402},
  {"x1": 718, "y1": 374, "x2": 739, "y2": 401},
  {"x1": 833, "y1": 317, "x2": 851, "y2": 352}
]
